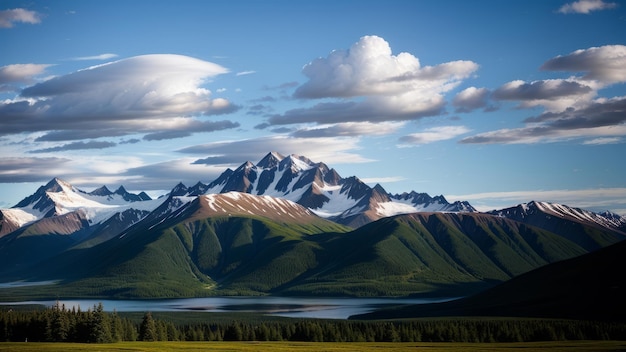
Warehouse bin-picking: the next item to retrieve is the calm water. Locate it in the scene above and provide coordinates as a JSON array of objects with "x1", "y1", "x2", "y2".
[{"x1": 0, "y1": 296, "x2": 453, "y2": 319}]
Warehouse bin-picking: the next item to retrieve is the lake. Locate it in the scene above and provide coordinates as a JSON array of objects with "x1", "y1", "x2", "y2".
[{"x1": 0, "y1": 296, "x2": 453, "y2": 319}]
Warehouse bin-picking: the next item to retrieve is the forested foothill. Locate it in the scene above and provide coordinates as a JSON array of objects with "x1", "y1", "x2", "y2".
[{"x1": 1, "y1": 303, "x2": 625, "y2": 343}]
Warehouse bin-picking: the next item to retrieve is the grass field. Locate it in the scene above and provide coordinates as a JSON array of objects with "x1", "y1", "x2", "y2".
[{"x1": 1, "y1": 341, "x2": 625, "y2": 352}]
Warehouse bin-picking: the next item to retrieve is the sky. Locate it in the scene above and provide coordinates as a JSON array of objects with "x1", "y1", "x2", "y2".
[{"x1": 1, "y1": 0, "x2": 625, "y2": 215}]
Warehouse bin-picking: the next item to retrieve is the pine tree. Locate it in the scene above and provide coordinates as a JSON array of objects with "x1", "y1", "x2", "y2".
[
  {"x1": 139, "y1": 312, "x2": 157, "y2": 341},
  {"x1": 89, "y1": 303, "x2": 112, "y2": 343}
]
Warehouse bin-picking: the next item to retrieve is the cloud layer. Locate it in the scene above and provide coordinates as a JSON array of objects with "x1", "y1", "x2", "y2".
[{"x1": 0, "y1": 54, "x2": 239, "y2": 141}]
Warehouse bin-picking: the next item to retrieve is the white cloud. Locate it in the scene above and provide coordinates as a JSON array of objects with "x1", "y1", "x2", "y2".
[
  {"x1": 492, "y1": 79, "x2": 595, "y2": 112},
  {"x1": 462, "y1": 45, "x2": 626, "y2": 145},
  {"x1": 360, "y1": 176, "x2": 406, "y2": 184},
  {"x1": 461, "y1": 96, "x2": 626, "y2": 144},
  {"x1": 541, "y1": 45, "x2": 626, "y2": 85},
  {"x1": 0, "y1": 54, "x2": 239, "y2": 140},
  {"x1": 236, "y1": 70, "x2": 256, "y2": 76},
  {"x1": 558, "y1": 0, "x2": 618, "y2": 14},
  {"x1": 452, "y1": 87, "x2": 492, "y2": 113},
  {"x1": 291, "y1": 121, "x2": 404, "y2": 138},
  {"x1": 399, "y1": 125, "x2": 470, "y2": 145},
  {"x1": 70, "y1": 53, "x2": 119, "y2": 61},
  {"x1": 0, "y1": 8, "x2": 41, "y2": 28},
  {"x1": 583, "y1": 137, "x2": 622, "y2": 145},
  {"x1": 269, "y1": 35, "x2": 478, "y2": 125},
  {"x1": 0, "y1": 63, "x2": 52, "y2": 90}
]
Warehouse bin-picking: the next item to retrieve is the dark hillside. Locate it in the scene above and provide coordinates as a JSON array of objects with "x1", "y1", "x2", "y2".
[{"x1": 352, "y1": 237, "x2": 626, "y2": 321}]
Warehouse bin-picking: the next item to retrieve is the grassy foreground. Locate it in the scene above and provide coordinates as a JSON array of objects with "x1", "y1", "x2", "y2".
[{"x1": 1, "y1": 341, "x2": 626, "y2": 352}]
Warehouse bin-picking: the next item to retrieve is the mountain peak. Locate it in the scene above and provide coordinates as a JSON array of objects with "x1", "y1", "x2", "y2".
[
  {"x1": 90, "y1": 185, "x2": 113, "y2": 196},
  {"x1": 257, "y1": 151, "x2": 285, "y2": 169},
  {"x1": 170, "y1": 182, "x2": 189, "y2": 196},
  {"x1": 279, "y1": 154, "x2": 314, "y2": 172}
]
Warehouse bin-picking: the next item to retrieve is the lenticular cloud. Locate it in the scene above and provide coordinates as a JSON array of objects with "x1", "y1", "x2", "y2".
[
  {"x1": 0, "y1": 54, "x2": 236, "y2": 139},
  {"x1": 21, "y1": 54, "x2": 229, "y2": 115}
]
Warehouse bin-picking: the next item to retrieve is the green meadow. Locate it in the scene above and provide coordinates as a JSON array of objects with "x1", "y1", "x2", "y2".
[{"x1": 1, "y1": 341, "x2": 626, "y2": 352}]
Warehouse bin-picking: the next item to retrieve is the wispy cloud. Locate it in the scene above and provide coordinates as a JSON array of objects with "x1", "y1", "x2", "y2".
[
  {"x1": 0, "y1": 8, "x2": 41, "y2": 28},
  {"x1": 291, "y1": 121, "x2": 404, "y2": 138},
  {"x1": 400, "y1": 126, "x2": 470, "y2": 145},
  {"x1": 29, "y1": 140, "x2": 116, "y2": 153},
  {"x1": 360, "y1": 176, "x2": 406, "y2": 184},
  {"x1": 583, "y1": 137, "x2": 622, "y2": 145},
  {"x1": 236, "y1": 70, "x2": 256, "y2": 76},
  {"x1": 558, "y1": 0, "x2": 618, "y2": 14},
  {"x1": 70, "y1": 53, "x2": 119, "y2": 61}
]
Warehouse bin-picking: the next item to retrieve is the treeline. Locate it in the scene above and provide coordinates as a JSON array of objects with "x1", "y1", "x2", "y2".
[{"x1": 1, "y1": 304, "x2": 625, "y2": 343}]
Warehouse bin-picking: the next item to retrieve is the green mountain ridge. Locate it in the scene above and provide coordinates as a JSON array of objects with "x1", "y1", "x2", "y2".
[
  {"x1": 1, "y1": 195, "x2": 621, "y2": 300},
  {"x1": 352, "y1": 232, "x2": 626, "y2": 322}
]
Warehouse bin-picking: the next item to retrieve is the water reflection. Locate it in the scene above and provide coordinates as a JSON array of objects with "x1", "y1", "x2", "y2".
[{"x1": 0, "y1": 296, "x2": 453, "y2": 319}]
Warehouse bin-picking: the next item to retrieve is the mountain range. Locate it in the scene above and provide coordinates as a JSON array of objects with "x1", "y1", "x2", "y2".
[{"x1": 0, "y1": 152, "x2": 624, "y2": 301}]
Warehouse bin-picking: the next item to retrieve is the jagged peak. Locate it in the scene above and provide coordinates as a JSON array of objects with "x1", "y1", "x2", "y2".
[
  {"x1": 432, "y1": 195, "x2": 450, "y2": 204},
  {"x1": 45, "y1": 177, "x2": 74, "y2": 192},
  {"x1": 235, "y1": 160, "x2": 256, "y2": 172},
  {"x1": 324, "y1": 168, "x2": 342, "y2": 185},
  {"x1": 279, "y1": 154, "x2": 315, "y2": 172},
  {"x1": 256, "y1": 151, "x2": 285, "y2": 169},
  {"x1": 170, "y1": 182, "x2": 188, "y2": 196},
  {"x1": 114, "y1": 185, "x2": 128, "y2": 195},
  {"x1": 90, "y1": 185, "x2": 113, "y2": 196}
]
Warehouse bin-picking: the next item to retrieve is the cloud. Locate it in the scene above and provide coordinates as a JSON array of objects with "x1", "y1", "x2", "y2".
[
  {"x1": 291, "y1": 121, "x2": 404, "y2": 138},
  {"x1": 360, "y1": 176, "x2": 406, "y2": 184},
  {"x1": 29, "y1": 140, "x2": 117, "y2": 153},
  {"x1": 70, "y1": 53, "x2": 119, "y2": 61},
  {"x1": 268, "y1": 35, "x2": 478, "y2": 125},
  {"x1": 582, "y1": 137, "x2": 622, "y2": 145},
  {"x1": 461, "y1": 45, "x2": 626, "y2": 145},
  {"x1": 236, "y1": 70, "x2": 256, "y2": 76},
  {"x1": 0, "y1": 157, "x2": 71, "y2": 182},
  {"x1": 460, "y1": 96, "x2": 626, "y2": 144},
  {"x1": 399, "y1": 126, "x2": 471, "y2": 145},
  {"x1": 492, "y1": 79, "x2": 595, "y2": 111},
  {"x1": 558, "y1": 0, "x2": 618, "y2": 14},
  {"x1": 0, "y1": 63, "x2": 52, "y2": 91},
  {"x1": 541, "y1": 45, "x2": 626, "y2": 85},
  {"x1": 177, "y1": 135, "x2": 372, "y2": 165},
  {"x1": 0, "y1": 54, "x2": 239, "y2": 141},
  {"x1": 142, "y1": 120, "x2": 240, "y2": 141},
  {"x1": 0, "y1": 8, "x2": 41, "y2": 28},
  {"x1": 452, "y1": 87, "x2": 494, "y2": 113}
]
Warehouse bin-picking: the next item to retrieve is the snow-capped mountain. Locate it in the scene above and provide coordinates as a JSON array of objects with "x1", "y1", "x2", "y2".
[
  {"x1": 489, "y1": 200, "x2": 626, "y2": 250},
  {"x1": 0, "y1": 178, "x2": 160, "y2": 238},
  {"x1": 490, "y1": 200, "x2": 626, "y2": 232},
  {"x1": 173, "y1": 152, "x2": 476, "y2": 227}
]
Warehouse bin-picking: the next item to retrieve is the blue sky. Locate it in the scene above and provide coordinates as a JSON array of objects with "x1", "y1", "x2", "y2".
[{"x1": 1, "y1": 0, "x2": 625, "y2": 214}]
